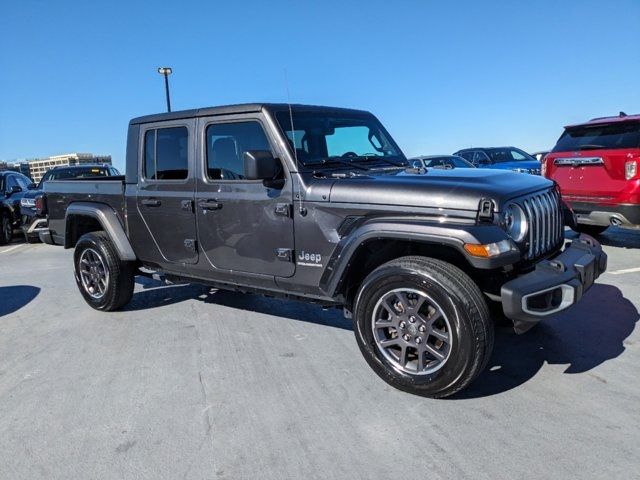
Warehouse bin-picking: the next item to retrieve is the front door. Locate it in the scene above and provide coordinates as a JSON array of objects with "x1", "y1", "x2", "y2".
[
  {"x1": 136, "y1": 120, "x2": 198, "y2": 265},
  {"x1": 195, "y1": 117, "x2": 295, "y2": 277}
]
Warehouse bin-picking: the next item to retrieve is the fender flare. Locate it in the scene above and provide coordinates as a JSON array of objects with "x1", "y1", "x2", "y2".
[
  {"x1": 320, "y1": 219, "x2": 518, "y2": 297},
  {"x1": 65, "y1": 202, "x2": 137, "y2": 261}
]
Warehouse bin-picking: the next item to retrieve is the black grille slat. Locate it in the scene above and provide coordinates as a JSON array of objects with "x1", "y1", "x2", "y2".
[{"x1": 519, "y1": 188, "x2": 562, "y2": 261}]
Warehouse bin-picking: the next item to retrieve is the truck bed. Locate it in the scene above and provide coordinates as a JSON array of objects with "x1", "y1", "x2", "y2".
[{"x1": 44, "y1": 176, "x2": 126, "y2": 244}]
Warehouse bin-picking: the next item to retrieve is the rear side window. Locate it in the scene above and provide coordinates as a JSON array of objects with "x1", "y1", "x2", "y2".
[
  {"x1": 144, "y1": 126, "x2": 189, "y2": 180},
  {"x1": 553, "y1": 122, "x2": 640, "y2": 152},
  {"x1": 206, "y1": 121, "x2": 271, "y2": 180}
]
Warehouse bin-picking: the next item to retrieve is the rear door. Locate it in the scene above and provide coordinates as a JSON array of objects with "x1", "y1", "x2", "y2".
[
  {"x1": 136, "y1": 120, "x2": 198, "y2": 264},
  {"x1": 547, "y1": 121, "x2": 640, "y2": 198},
  {"x1": 195, "y1": 115, "x2": 295, "y2": 277}
]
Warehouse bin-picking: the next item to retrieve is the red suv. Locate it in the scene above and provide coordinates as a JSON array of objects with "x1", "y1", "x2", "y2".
[{"x1": 543, "y1": 112, "x2": 640, "y2": 235}]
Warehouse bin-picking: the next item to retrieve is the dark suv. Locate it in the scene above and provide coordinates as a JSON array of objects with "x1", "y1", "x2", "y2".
[
  {"x1": 0, "y1": 170, "x2": 35, "y2": 244},
  {"x1": 455, "y1": 147, "x2": 541, "y2": 174},
  {"x1": 42, "y1": 103, "x2": 605, "y2": 397}
]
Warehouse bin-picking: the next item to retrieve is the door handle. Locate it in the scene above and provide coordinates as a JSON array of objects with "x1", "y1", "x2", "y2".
[
  {"x1": 198, "y1": 199, "x2": 222, "y2": 211},
  {"x1": 142, "y1": 199, "x2": 161, "y2": 207}
]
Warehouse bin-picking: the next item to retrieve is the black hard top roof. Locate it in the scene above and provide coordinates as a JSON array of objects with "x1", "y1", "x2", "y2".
[
  {"x1": 129, "y1": 103, "x2": 372, "y2": 125},
  {"x1": 51, "y1": 164, "x2": 111, "y2": 169}
]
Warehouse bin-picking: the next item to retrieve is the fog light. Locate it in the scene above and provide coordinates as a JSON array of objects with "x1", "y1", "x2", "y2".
[{"x1": 464, "y1": 239, "x2": 516, "y2": 258}]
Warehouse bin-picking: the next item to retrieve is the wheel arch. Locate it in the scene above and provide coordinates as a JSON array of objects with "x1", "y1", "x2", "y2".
[
  {"x1": 328, "y1": 236, "x2": 473, "y2": 309},
  {"x1": 65, "y1": 202, "x2": 136, "y2": 261}
]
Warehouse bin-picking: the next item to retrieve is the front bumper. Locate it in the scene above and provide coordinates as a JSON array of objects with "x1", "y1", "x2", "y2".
[{"x1": 501, "y1": 235, "x2": 607, "y2": 333}]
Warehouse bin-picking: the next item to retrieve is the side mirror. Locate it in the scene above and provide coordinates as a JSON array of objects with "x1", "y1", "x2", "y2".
[
  {"x1": 411, "y1": 160, "x2": 423, "y2": 169},
  {"x1": 27, "y1": 183, "x2": 38, "y2": 190},
  {"x1": 243, "y1": 150, "x2": 280, "y2": 180}
]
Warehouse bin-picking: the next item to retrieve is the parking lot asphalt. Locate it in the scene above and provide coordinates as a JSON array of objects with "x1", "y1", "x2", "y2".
[{"x1": 1, "y1": 229, "x2": 639, "y2": 480}]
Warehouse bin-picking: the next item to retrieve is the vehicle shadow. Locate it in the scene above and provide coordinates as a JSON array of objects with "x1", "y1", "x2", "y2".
[
  {"x1": 125, "y1": 277, "x2": 352, "y2": 331},
  {"x1": 0, "y1": 285, "x2": 40, "y2": 317},
  {"x1": 566, "y1": 227, "x2": 640, "y2": 249},
  {"x1": 455, "y1": 283, "x2": 638, "y2": 399}
]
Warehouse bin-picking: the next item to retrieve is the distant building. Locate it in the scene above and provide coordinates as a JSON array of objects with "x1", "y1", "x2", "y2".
[{"x1": 26, "y1": 153, "x2": 112, "y2": 183}]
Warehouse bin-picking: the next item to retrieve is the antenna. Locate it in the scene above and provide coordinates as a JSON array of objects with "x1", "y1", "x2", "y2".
[{"x1": 284, "y1": 69, "x2": 306, "y2": 216}]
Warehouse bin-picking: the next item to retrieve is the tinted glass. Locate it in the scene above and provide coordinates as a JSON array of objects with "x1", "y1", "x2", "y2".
[
  {"x1": 276, "y1": 110, "x2": 403, "y2": 166},
  {"x1": 206, "y1": 121, "x2": 271, "y2": 180},
  {"x1": 473, "y1": 151, "x2": 490, "y2": 163},
  {"x1": 144, "y1": 127, "x2": 189, "y2": 180},
  {"x1": 50, "y1": 167, "x2": 110, "y2": 180},
  {"x1": 5, "y1": 175, "x2": 18, "y2": 191},
  {"x1": 15, "y1": 175, "x2": 31, "y2": 189},
  {"x1": 552, "y1": 122, "x2": 640, "y2": 152},
  {"x1": 457, "y1": 151, "x2": 474, "y2": 161},
  {"x1": 425, "y1": 156, "x2": 473, "y2": 168},
  {"x1": 485, "y1": 148, "x2": 535, "y2": 163}
]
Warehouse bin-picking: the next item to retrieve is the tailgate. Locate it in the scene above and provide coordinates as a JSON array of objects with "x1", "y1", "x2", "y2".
[{"x1": 547, "y1": 149, "x2": 639, "y2": 201}]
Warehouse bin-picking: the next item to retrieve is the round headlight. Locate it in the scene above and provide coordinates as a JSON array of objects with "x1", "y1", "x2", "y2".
[{"x1": 503, "y1": 203, "x2": 528, "y2": 242}]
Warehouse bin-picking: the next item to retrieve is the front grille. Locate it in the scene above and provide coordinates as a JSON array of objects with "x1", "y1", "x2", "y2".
[{"x1": 519, "y1": 188, "x2": 563, "y2": 260}]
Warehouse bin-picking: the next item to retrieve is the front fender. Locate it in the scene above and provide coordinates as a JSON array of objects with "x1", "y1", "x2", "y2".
[
  {"x1": 65, "y1": 202, "x2": 136, "y2": 261},
  {"x1": 320, "y1": 218, "x2": 519, "y2": 296}
]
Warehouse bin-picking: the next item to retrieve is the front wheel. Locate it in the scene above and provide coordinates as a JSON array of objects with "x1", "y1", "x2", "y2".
[
  {"x1": 74, "y1": 231, "x2": 135, "y2": 311},
  {"x1": 0, "y1": 214, "x2": 12, "y2": 245},
  {"x1": 353, "y1": 256, "x2": 494, "y2": 398}
]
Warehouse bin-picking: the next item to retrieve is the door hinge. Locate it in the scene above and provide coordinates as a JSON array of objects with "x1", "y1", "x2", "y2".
[
  {"x1": 184, "y1": 239, "x2": 197, "y2": 252},
  {"x1": 276, "y1": 248, "x2": 292, "y2": 262},
  {"x1": 275, "y1": 203, "x2": 292, "y2": 217}
]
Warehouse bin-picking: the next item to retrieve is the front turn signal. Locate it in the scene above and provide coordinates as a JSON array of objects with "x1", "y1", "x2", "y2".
[{"x1": 464, "y1": 239, "x2": 516, "y2": 258}]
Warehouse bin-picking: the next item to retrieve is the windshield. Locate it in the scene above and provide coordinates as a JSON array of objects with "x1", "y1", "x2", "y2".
[
  {"x1": 485, "y1": 148, "x2": 536, "y2": 163},
  {"x1": 424, "y1": 156, "x2": 474, "y2": 168},
  {"x1": 552, "y1": 122, "x2": 640, "y2": 152},
  {"x1": 39, "y1": 166, "x2": 112, "y2": 187},
  {"x1": 275, "y1": 110, "x2": 406, "y2": 168}
]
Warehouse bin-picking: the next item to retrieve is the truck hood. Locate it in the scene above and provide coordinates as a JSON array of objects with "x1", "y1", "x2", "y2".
[
  {"x1": 328, "y1": 168, "x2": 554, "y2": 211},
  {"x1": 21, "y1": 188, "x2": 42, "y2": 200}
]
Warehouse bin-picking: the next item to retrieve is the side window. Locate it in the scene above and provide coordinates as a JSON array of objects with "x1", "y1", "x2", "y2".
[
  {"x1": 144, "y1": 126, "x2": 189, "y2": 180},
  {"x1": 206, "y1": 121, "x2": 272, "y2": 180},
  {"x1": 15, "y1": 175, "x2": 30, "y2": 189},
  {"x1": 473, "y1": 151, "x2": 490, "y2": 164},
  {"x1": 511, "y1": 150, "x2": 526, "y2": 160},
  {"x1": 458, "y1": 151, "x2": 473, "y2": 162},
  {"x1": 5, "y1": 175, "x2": 18, "y2": 191}
]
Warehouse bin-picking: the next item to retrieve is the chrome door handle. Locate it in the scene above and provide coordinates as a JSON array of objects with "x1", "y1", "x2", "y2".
[{"x1": 198, "y1": 199, "x2": 222, "y2": 211}]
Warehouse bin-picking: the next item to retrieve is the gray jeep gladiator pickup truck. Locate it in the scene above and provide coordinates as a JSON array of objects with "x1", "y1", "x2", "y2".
[{"x1": 42, "y1": 103, "x2": 606, "y2": 397}]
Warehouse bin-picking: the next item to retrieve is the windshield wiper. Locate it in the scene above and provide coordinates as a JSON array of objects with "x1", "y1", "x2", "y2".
[
  {"x1": 577, "y1": 144, "x2": 607, "y2": 150},
  {"x1": 309, "y1": 157, "x2": 371, "y2": 170},
  {"x1": 348, "y1": 155, "x2": 407, "y2": 168}
]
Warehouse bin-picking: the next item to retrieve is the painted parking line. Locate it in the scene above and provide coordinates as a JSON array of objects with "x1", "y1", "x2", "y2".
[
  {"x1": 0, "y1": 244, "x2": 27, "y2": 254},
  {"x1": 606, "y1": 266, "x2": 640, "y2": 275}
]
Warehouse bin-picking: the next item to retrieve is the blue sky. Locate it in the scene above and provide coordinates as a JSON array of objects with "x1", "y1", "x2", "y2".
[{"x1": 1, "y1": 0, "x2": 639, "y2": 171}]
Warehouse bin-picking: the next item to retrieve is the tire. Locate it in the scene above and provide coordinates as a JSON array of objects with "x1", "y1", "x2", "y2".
[
  {"x1": 353, "y1": 256, "x2": 494, "y2": 398},
  {"x1": 0, "y1": 213, "x2": 12, "y2": 245},
  {"x1": 74, "y1": 231, "x2": 135, "y2": 311},
  {"x1": 574, "y1": 224, "x2": 608, "y2": 236}
]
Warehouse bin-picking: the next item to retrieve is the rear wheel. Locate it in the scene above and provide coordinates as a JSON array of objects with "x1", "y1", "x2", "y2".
[
  {"x1": 574, "y1": 224, "x2": 608, "y2": 236},
  {"x1": 353, "y1": 256, "x2": 494, "y2": 398},
  {"x1": 74, "y1": 231, "x2": 135, "y2": 311},
  {"x1": 0, "y1": 214, "x2": 12, "y2": 245}
]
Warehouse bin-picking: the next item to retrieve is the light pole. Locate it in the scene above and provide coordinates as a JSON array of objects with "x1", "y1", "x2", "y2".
[{"x1": 157, "y1": 67, "x2": 173, "y2": 112}]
